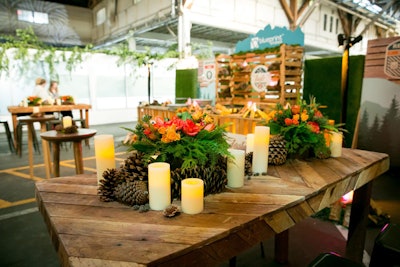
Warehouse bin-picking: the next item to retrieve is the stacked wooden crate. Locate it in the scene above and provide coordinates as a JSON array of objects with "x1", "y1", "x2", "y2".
[{"x1": 215, "y1": 44, "x2": 304, "y2": 108}]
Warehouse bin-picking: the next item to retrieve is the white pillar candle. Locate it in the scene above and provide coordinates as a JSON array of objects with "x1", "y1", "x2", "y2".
[
  {"x1": 330, "y1": 132, "x2": 343, "y2": 158},
  {"x1": 246, "y1": 133, "x2": 254, "y2": 153},
  {"x1": 252, "y1": 126, "x2": 270, "y2": 174},
  {"x1": 181, "y1": 178, "x2": 204, "y2": 214},
  {"x1": 33, "y1": 107, "x2": 40, "y2": 113},
  {"x1": 56, "y1": 98, "x2": 61, "y2": 105},
  {"x1": 94, "y1": 135, "x2": 116, "y2": 184},
  {"x1": 227, "y1": 149, "x2": 245, "y2": 188},
  {"x1": 148, "y1": 162, "x2": 171, "y2": 210},
  {"x1": 62, "y1": 116, "x2": 72, "y2": 128}
]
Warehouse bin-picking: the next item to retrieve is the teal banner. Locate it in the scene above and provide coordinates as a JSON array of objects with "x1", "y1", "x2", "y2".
[{"x1": 235, "y1": 25, "x2": 304, "y2": 53}]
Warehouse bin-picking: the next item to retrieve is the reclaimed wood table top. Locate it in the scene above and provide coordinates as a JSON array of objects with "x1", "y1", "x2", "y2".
[
  {"x1": 40, "y1": 128, "x2": 97, "y2": 142},
  {"x1": 35, "y1": 148, "x2": 389, "y2": 267}
]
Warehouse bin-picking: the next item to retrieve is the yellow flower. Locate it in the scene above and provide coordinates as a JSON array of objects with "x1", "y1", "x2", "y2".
[
  {"x1": 191, "y1": 110, "x2": 203, "y2": 121},
  {"x1": 301, "y1": 110, "x2": 309, "y2": 121},
  {"x1": 293, "y1": 114, "x2": 300, "y2": 121},
  {"x1": 203, "y1": 114, "x2": 214, "y2": 124},
  {"x1": 158, "y1": 126, "x2": 167, "y2": 135},
  {"x1": 161, "y1": 125, "x2": 181, "y2": 143}
]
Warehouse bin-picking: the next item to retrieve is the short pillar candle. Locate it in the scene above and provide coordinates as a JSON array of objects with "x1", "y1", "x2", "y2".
[
  {"x1": 330, "y1": 132, "x2": 343, "y2": 157},
  {"x1": 181, "y1": 178, "x2": 204, "y2": 214},
  {"x1": 252, "y1": 126, "x2": 270, "y2": 174},
  {"x1": 33, "y1": 106, "x2": 40, "y2": 114},
  {"x1": 246, "y1": 133, "x2": 254, "y2": 153},
  {"x1": 227, "y1": 149, "x2": 245, "y2": 188},
  {"x1": 148, "y1": 162, "x2": 171, "y2": 211},
  {"x1": 94, "y1": 135, "x2": 116, "y2": 184},
  {"x1": 63, "y1": 116, "x2": 72, "y2": 128}
]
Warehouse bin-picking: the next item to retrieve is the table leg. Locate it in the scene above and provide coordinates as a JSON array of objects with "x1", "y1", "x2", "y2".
[
  {"x1": 345, "y1": 182, "x2": 372, "y2": 263},
  {"x1": 53, "y1": 142, "x2": 60, "y2": 177},
  {"x1": 27, "y1": 123, "x2": 34, "y2": 178},
  {"x1": 12, "y1": 114, "x2": 18, "y2": 150},
  {"x1": 40, "y1": 123, "x2": 51, "y2": 179},
  {"x1": 73, "y1": 141, "x2": 84, "y2": 174},
  {"x1": 274, "y1": 230, "x2": 289, "y2": 264}
]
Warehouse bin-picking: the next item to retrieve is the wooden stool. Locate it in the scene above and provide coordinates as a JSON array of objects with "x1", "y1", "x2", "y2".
[
  {"x1": 17, "y1": 115, "x2": 55, "y2": 179},
  {"x1": 40, "y1": 129, "x2": 97, "y2": 177},
  {"x1": 369, "y1": 223, "x2": 400, "y2": 267}
]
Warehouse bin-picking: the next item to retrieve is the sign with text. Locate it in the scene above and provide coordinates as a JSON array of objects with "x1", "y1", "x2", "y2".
[
  {"x1": 384, "y1": 39, "x2": 400, "y2": 79},
  {"x1": 235, "y1": 25, "x2": 304, "y2": 53}
]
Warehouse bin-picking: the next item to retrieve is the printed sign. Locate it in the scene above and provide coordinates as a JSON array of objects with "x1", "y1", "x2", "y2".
[
  {"x1": 203, "y1": 62, "x2": 215, "y2": 82},
  {"x1": 235, "y1": 25, "x2": 304, "y2": 53},
  {"x1": 384, "y1": 40, "x2": 400, "y2": 78},
  {"x1": 251, "y1": 65, "x2": 271, "y2": 92}
]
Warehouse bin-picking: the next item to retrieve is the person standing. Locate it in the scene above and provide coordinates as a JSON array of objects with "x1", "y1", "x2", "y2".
[{"x1": 32, "y1": 77, "x2": 49, "y2": 101}]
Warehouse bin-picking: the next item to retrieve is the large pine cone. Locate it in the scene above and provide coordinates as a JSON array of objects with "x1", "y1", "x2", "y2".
[
  {"x1": 170, "y1": 157, "x2": 227, "y2": 200},
  {"x1": 98, "y1": 168, "x2": 124, "y2": 202},
  {"x1": 113, "y1": 180, "x2": 148, "y2": 206},
  {"x1": 269, "y1": 135, "x2": 287, "y2": 165},
  {"x1": 119, "y1": 150, "x2": 148, "y2": 182}
]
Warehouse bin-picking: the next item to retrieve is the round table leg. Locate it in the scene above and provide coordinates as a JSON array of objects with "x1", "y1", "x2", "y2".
[
  {"x1": 53, "y1": 142, "x2": 61, "y2": 177},
  {"x1": 27, "y1": 123, "x2": 34, "y2": 178},
  {"x1": 73, "y1": 141, "x2": 84, "y2": 174}
]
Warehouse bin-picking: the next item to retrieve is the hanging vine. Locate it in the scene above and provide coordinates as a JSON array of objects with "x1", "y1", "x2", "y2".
[{"x1": 0, "y1": 27, "x2": 181, "y2": 79}]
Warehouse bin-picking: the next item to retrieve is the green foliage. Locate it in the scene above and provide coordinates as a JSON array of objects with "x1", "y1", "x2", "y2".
[{"x1": 123, "y1": 112, "x2": 232, "y2": 170}]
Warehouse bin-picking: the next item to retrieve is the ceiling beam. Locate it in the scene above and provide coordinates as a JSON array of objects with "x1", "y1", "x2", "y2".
[{"x1": 279, "y1": 0, "x2": 311, "y2": 30}]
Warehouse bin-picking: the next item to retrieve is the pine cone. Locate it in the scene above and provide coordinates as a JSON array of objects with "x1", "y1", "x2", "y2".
[
  {"x1": 119, "y1": 151, "x2": 148, "y2": 182},
  {"x1": 63, "y1": 125, "x2": 78, "y2": 134},
  {"x1": 113, "y1": 180, "x2": 148, "y2": 206},
  {"x1": 163, "y1": 204, "x2": 180, "y2": 218},
  {"x1": 245, "y1": 152, "x2": 253, "y2": 176},
  {"x1": 268, "y1": 135, "x2": 288, "y2": 165},
  {"x1": 98, "y1": 168, "x2": 124, "y2": 202},
  {"x1": 170, "y1": 157, "x2": 227, "y2": 200}
]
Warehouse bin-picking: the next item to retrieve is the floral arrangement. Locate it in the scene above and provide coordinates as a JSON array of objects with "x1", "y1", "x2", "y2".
[
  {"x1": 123, "y1": 111, "x2": 232, "y2": 170},
  {"x1": 60, "y1": 95, "x2": 75, "y2": 105},
  {"x1": 27, "y1": 96, "x2": 42, "y2": 106},
  {"x1": 262, "y1": 97, "x2": 343, "y2": 159}
]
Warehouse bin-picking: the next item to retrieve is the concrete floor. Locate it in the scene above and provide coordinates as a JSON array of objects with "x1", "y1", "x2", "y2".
[{"x1": 0, "y1": 122, "x2": 399, "y2": 267}]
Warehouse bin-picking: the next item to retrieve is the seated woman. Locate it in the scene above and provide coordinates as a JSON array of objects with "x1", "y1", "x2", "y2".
[{"x1": 48, "y1": 80, "x2": 73, "y2": 118}]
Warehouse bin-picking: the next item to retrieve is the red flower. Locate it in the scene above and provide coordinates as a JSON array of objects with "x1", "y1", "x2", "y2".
[
  {"x1": 203, "y1": 123, "x2": 216, "y2": 132},
  {"x1": 182, "y1": 119, "x2": 201, "y2": 136},
  {"x1": 314, "y1": 110, "x2": 323, "y2": 118},
  {"x1": 167, "y1": 116, "x2": 184, "y2": 130},
  {"x1": 307, "y1": 121, "x2": 320, "y2": 133},
  {"x1": 284, "y1": 118, "x2": 293, "y2": 126},
  {"x1": 291, "y1": 105, "x2": 300, "y2": 115}
]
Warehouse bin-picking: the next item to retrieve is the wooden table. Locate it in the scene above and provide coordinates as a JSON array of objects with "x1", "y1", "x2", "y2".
[
  {"x1": 8, "y1": 104, "x2": 92, "y2": 149},
  {"x1": 40, "y1": 129, "x2": 97, "y2": 177},
  {"x1": 18, "y1": 115, "x2": 55, "y2": 179},
  {"x1": 35, "y1": 149, "x2": 389, "y2": 266}
]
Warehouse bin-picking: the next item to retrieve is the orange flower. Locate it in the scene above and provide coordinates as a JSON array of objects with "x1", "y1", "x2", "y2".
[
  {"x1": 300, "y1": 110, "x2": 309, "y2": 121},
  {"x1": 161, "y1": 125, "x2": 181, "y2": 143}
]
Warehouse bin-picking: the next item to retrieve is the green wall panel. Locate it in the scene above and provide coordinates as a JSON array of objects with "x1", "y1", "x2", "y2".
[{"x1": 303, "y1": 55, "x2": 365, "y2": 148}]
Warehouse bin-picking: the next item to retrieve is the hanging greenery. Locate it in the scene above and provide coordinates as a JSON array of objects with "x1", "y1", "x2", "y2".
[{"x1": 0, "y1": 27, "x2": 181, "y2": 79}]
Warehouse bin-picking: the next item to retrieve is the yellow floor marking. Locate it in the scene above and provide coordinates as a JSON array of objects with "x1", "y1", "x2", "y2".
[
  {"x1": 0, "y1": 198, "x2": 36, "y2": 209},
  {"x1": 0, "y1": 199, "x2": 12, "y2": 208}
]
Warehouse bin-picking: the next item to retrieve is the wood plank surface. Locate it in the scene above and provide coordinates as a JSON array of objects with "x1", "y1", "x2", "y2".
[{"x1": 35, "y1": 148, "x2": 389, "y2": 266}]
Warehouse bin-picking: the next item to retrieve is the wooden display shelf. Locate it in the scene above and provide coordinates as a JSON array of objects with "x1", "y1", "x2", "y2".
[{"x1": 216, "y1": 44, "x2": 304, "y2": 106}]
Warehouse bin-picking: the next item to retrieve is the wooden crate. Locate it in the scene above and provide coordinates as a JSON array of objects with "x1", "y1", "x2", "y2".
[{"x1": 215, "y1": 44, "x2": 304, "y2": 107}]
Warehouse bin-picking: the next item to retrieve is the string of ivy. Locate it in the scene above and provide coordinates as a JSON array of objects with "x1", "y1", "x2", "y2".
[{"x1": 0, "y1": 27, "x2": 181, "y2": 80}]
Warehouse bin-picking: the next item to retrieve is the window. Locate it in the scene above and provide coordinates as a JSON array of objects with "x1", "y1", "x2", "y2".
[
  {"x1": 17, "y1": 9, "x2": 48, "y2": 24},
  {"x1": 323, "y1": 14, "x2": 327, "y2": 31},
  {"x1": 336, "y1": 18, "x2": 339, "y2": 34},
  {"x1": 329, "y1": 16, "x2": 333, "y2": 32}
]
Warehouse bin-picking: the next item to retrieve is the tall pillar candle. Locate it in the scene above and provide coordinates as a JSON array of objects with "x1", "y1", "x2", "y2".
[
  {"x1": 148, "y1": 162, "x2": 171, "y2": 210},
  {"x1": 63, "y1": 116, "x2": 72, "y2": 128},
  {"x1": 227, "y1": 149, "x2": 245, "y2": 188},
  {"x1": 246, "y1": 133, "x2": 254, "y2": 153},
  {"x1": 181, "y1": 178, "x2": 204, "y2": 214},
  {"x1": 330, "y1": 132, "x2": 343, "y2": 157},
  {"x1": 252, "y1": 126, "x2": 270, "y2": 174},
  {"x1": 94, "y1": 135, "x2": 116, "y2": 184}
]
